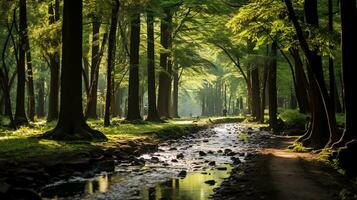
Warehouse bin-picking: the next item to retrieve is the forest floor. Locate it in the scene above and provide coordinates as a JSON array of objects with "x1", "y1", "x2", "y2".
[
  {"x1": 0, "y1": 116, "x2": 244, "y2": 198},
  {"x1": 213, "y1": 134, "x2": 357, "y2": 200}
]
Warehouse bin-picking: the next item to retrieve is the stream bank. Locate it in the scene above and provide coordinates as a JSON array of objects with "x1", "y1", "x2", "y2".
[{"x1": 0, "y1": 117, "x2": 244, "y2": 199}]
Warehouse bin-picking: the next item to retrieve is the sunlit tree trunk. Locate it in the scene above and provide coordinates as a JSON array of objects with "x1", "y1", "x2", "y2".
[
  {"x1": 250, "y1": 65, "x2": 261, "y2": 121},
  {"x1": 126, "y1": 11, "x2": 142, "y2": 121},
  {"x1": 146, "y1": 9, "x2": 160, "y2": 121},
  {"x1": 104, "y1": 0, "x2": 119, "y2": 126},
  {"x1": 290, "y1": 49, "x2": 309, "y2": 113},
  {"x1": 87, "y1": 16, "x2": 101, "y2": 119},
  {"x1": 36, "y1": 79, "x2": 45, "y2": 118},
  {"x1": 15, "y1": 0, "x2": 30, "y2": 125},
  {"x1": 43, "y1": 0, "x2": 106, "y2": 141},
  {"x1": 158, "y1": 8, "x2": 172, "y2": 118},
  {"x1": 47, "y1": 0, "x2": 60, "y2": 122}
]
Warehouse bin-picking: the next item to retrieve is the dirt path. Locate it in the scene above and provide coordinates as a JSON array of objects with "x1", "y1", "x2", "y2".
[
  {"x1": 263, "y1": 138, "x2": 335, "y2": 200},
  {"x1": 213, "y1": 135, "x2": 356, "y2": 200}
]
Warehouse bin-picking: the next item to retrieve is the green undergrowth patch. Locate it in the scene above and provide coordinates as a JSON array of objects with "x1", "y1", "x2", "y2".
[
  {"x1": 237, "y1": 132, "x2": 249, "y2": 143},
  {"x1": 279, "y1": 109, "x2": 308, "y2": 130},
  {"x1": 0, "y1": 116, "x2": 243, "y2": 161},
  {"x1": 288, "y1": 142, "x2": 313, "y2": 152}
]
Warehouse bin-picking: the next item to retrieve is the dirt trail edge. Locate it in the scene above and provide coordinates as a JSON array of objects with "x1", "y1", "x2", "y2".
[{"x1": 213, "y1": 134, "x2": 357, "y2": 200}]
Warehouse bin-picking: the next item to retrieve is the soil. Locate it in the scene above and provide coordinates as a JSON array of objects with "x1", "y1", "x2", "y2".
[{"x1": 213, "y1": 136, "x2": 357, "y2": 200}]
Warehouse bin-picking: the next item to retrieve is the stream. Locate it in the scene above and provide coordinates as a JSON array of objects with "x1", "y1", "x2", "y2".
[{"x1": 39, "y1": 123, "x2": 263, "y2": 200}]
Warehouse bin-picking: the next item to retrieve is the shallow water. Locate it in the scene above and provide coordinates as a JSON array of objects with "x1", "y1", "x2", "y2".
[{"x1": 40, "y1": 124, "x2": 249, "y2": 200}]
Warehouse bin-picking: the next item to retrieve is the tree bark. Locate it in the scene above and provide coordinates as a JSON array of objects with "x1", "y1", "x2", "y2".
[
  {"x1": 172, "y1": 69, "x2": 180, "y2": 118},
  {"x1": 250, "y1": 65, "x2": 261, "y2": 121},
  {"x1": 290, "y1": 49, "x2": 309, "y2": 113},
  {"x1": 104, "y1": 0, "x2": 119, "y2": 126},
  {"x1": 146, "y1": 10, "x2": 160, "y2": 121},
  {"x1": 15, "y1": 0, "x2": 30, "y2": 125},
  {"x1": 43, "y1": 0, "x2": 106, "y2": 141},
  {"x1": 332, "y1": 0, "x2": 357, "y2": 147},
  {"x1": 36, "y1": 79, "x2": 45, "y2": 117},
  {"x1": 269, "y1": 41, "x2": 278, "y2": 131},
  {"x1": 47, "y1": 0, "x2": 60, "y2": 122},
  {"x1": 86, "y1": 16, "x2": 101, "y2": 119},
  {"x1": 284, "y1": 0, "x2": 338, "y2": 149},
  {"x1": 126, "y1": 12, "x2": 142, "y2": 121},
  {"x1": 157, "y1": 8, "x2": 172, "y2": 118}
]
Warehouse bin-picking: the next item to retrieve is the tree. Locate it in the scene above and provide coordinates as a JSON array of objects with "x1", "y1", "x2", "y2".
[
  {"x1": 15, "y1": 0, "x2": 30, "y2": 125},
  {"x1": 126, "y1": 10, "x2": 142, "y2": 121},
  {"x1": 86, "y1": 14, "x2": 102, "y2": 119},
  {"x1": 332, "y1": 0, "x2": 357, "y2": 147},
  {"x1": 268, "y1": 41, "x2": 278, "y2": 131},
  {"x1": 20, "y1": 0, "x2": 35, "y2": 121},
  {"x1": 47, "y1": 0, "x2": 60, "y2": 122},
  {"x1": 157, "y1": 7, "x2": 172, "y2": 118},
  {"x1": 146, "y1": 8, "x2": 160, "y2": 121},
  {"x1": 43, "y1": 0, "x2": 107, "y2": 141},
  {"x1": 104, "y1": 0, "x2": 119, "y2": 126}
]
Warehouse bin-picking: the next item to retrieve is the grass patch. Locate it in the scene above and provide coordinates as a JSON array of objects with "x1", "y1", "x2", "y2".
[
  {"x1": 0, "y1": 116, "x2": 242, "y2": 161},
  {"x1": 288, "y1": 142, "x2": 313, "y2": 152},
  {"x1": 237, "y1": 132, "x2": 249, "y2": 143}
]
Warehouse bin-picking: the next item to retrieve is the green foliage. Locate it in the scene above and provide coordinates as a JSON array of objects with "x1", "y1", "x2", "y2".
[
  {"x1": 237, "y1": 132, "x2": 249, "y2": 143},
  {"x1": 279, "y1": 109, "x2": 308, "y2": 130},
  {"x1": 336, "y1": 113, "x2": 346, "y2": 127},
  {"x1": 288, "y1": 142, "x2": 312, "y2": 152},
  {"x1": 339, "y1": 188, "x2": 357, "y2": 200}
]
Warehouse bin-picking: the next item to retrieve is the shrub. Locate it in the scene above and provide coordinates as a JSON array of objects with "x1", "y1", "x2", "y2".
[{"x1": 279, "y1": 109, "x2": 308, "y2": 130}]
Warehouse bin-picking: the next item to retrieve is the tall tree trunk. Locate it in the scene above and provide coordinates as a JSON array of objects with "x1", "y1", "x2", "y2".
[
  {"x1": 43, "y1": 0, "x2": 106, "y2": 141},
  {"x1": 126, "y1": 12, "x2": 141, "y2": 121},
  {"x1": 172, "y1": 69, "x2": 179, "y2": 118},
  {"x1": 25, "y1": 41, "x2": 35, "y2": 121},
  {"x1": 157, "y1": 8, "x2": 172, "y2": 118},
  {"x1": 261, "y1": 49, "x2": 269, "y2": 123},
  {"x1": 86, "y1": 16, "x2": 101, "y2": 119},
  {"x1": 36, "y1": 79, "x2": 45, "y2": 117},
  {"x1": 104, "y1": 0, "x2": 119, "y2": 126},
  {"x1": 291, "y1": 49, "x2": 309, "y2": 113},
  {"x1": 146, "y1": 10, "x2": 160, "y2": 121},
  {"x1": 284, "y1": 0, "x2": 338, "y2": 149},
  {"x1": 327, "y1": 0, "x2": 337, "y2": 115},
  {"x1": 19, "y1": 0, "x2": 35, "y2": 121},
  {"x1": 269, "y1": 41, "x2": 278, "y2": 131},
  {"x1": 332, "y1": 0, "x2": 357, "y2": 147},
  {"x1": 47, "y1": 0, "x2": 60, "y2": 122},
  {"x1": 15, "y1": 0, "x2": 29, "y2": 125},
  {"x1": 247, "y1": 68, "x2": 252, "y2": 114},
  {"x1": 250, "y1": 65, "x2": 261, "y2": 121}
]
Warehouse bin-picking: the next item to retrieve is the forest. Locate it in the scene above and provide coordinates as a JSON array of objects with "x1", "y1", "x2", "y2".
[{"x1": 0, "y1": 0, "x2": 356, "y2": 199}]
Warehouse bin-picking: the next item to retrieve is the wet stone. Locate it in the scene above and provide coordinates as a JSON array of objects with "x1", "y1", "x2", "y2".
[
  {"x1": 199, "y1": 151, "x2": 207, "y2": 156},
  {"x1": 208, "y1": 161, "x2": 216, "y2": 166},
  {"x1": 216, "y1": 167, "x2": 228, "y2": 171},
  {"x1": 204, "y1": 180, "x2": 216, "y2": 186},
  {"x1": 224, "y1": 149, "x2": 232, "y2": 154},
  {"x1": 176, "y1": 153, "x2": 184, "y2": 159},
  {"x1": 178, "y1": 170, "x2": 187, "y2": 178},
  {"x1": 150, "y1": 157, "x2": 160, "y2": 163}
]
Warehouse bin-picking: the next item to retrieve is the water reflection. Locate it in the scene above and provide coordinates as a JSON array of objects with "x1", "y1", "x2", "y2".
[
  {"x1": 40, "y1": 124, "x2": 244, "y2": 200},
  {"x1": 140, "y1": 164, "x2": 232, "y2": 200},
  {"x1": 41, "y1": 173, "x2": 115, "y2": 199}
]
